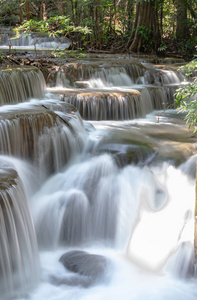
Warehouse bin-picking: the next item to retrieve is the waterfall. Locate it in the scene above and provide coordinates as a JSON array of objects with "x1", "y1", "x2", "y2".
[
  {"x1": 55, "y1": 59, "x2": 183, "y2": 88},
  {"x1": 62, "y1": 90, "x2": 144, "y2": 120},
  {"x1": 55, "y1": 60, "x2": 146, "y2": 87},
  {"x1": 32, "y1": 155, "x2": 120, "y2": 249},
  {"x1": 0, "y1": 101, "x2": 86, "y2": 176},
  {"x1": 0, "y1": 158, "x2": 39, "y2": 299},
  {"x1": 0, "y1": 68, "x2": 46, "y2": 105},
  {"x1": 52, "y1": 58, "x2": 185, "y2": 120},
  {"x1": 0, "y1": 60, "x2": 196, "y2": 300},
  {"x1": 0, "y1": 33, "x2": 70, "y2": 50}
]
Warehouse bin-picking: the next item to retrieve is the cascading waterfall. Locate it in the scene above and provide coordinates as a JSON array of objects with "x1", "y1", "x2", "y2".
[
  {"x1": 55, "y1": 60, "x2": 146, "y2": 87},
  {"x1": 32, "y1": 155, "x2": 120, "y2": 249},
  {"x1": 0, "y1": 102, "x2": 86, "y2": 176},
  {"x1": 0, "y1": 33, "x2": 70, "y2": 49},
  {"x1": 0, "y1": 68, "x2": 87, "y2": 299},
  {"x1": 28, "y1": 150, "x2": 197, "y2": 300},
  {"x1": 62, "y1": 90, "x2": 144, "y2": 120},
  {"x1": 0, "y1": 58, "x2": 197, "y2": 300},
  {"x1": 0, "y1": 68, "x2": 46, "y2": 105},
  {"x1": 52, "y1": 58, "x2": 185, "y2": 120},
  {"x1": 0, "y1": 158, "x2": 39, "y2": 299}
]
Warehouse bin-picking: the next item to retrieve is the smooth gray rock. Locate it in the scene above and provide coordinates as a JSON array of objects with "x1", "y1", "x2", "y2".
[{"x1": 58, "y1": 250, "x2": 107, "y2": 287}]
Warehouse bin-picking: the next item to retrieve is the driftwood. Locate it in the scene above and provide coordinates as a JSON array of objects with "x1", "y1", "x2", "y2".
[{"x1": 6, "y1": 55, "x2": 20, "y2": 65}]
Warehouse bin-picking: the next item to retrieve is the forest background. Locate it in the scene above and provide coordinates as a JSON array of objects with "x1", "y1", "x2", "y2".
[{"x1": 0, "y1": 0, "x2": 196, "y2": 57}]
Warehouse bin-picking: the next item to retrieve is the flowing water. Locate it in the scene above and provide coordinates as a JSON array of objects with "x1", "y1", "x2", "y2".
[
  {"x1": 0, "y1": 56, "x2": 197, "y2": 300},
  {"x1": 0, "y1": 32, "x2": 70, "y2": 50}
]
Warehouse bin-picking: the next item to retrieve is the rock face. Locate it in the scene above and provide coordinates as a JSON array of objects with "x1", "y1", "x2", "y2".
[{"x1": 59, "y1": 250, "x2": 107, "y2": 287}]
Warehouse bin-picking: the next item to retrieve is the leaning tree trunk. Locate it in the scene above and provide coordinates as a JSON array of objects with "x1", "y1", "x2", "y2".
[{"x1": 126, "y1": 0, "x2": 161, "y2": 53}]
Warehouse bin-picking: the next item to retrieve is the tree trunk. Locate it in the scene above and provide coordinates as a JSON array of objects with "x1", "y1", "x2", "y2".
[
  {"x1": 159, "y1": 0, "x2": 164, "y2": 35},
  {"x1": 70, "y1": 0, "x2": 75, "y2": 24},
  {"x1": 187, "y1": 1, "x2": 197, "y2": 37},
  {"x1": 42, "y1": 2, "x2": 47, "y2": 21},
  {"x1": 127, "y1": 0, "x2": 134, "y2": 32},
  {"x1": 176, "y1": 0, "x2": 188, "y2": 41},
  {"x1": 39, "y1": 2, "x2": 43, "y2": 20},
  {"x1": 74, "y1": 0, "x2": 79, "y2": 25},
  {"x1": 57, "y1": 0, "x2": 64, "y2": 13},
  {"x1": 25, "y1": 1, "x2": 30, "y2": 20},
  {"x1": 19, "y1": 1, "x2": 23, "y2": 23},
  {"x1": 126, "y1": 0, "x2": 161, "y2": 53}
]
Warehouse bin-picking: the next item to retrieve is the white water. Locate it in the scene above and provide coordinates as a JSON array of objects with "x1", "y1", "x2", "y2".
[
  {"x1": 27, "y1": 64, "x2": 197, "y2": 300},
  {"x1": 20, "y1": 147, "x2": 197, "y2": 300},
  {"x1": 0, "y1": 156, "x2": 40, "y2": 299},
  {"x1": 53, "y1": 60, "x2": 186, "y2": 122},
  {"x1": 0, "y1": 58, "x2": 196, "y2": 300},
  {"x1": 0, "y1": 34, "x2": 70, "y2": 50}
]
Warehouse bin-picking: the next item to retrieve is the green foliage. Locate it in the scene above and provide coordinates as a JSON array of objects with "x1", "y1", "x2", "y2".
[
  {"x1": 0, "y1": 0, "x2": 20, "y2": 25},
  {"x1": 177, "y1": 38, "x2": 197, "y2": 56},
  {"x1": 161, "y1": 0, "x2": 176, "y2": 39},
  {"x1": 157, "y1": 42, "x2": 167, "y2": 52},
  {"x1": 13, "y1": 16, "x2": 91, "y2": 55},
  {"x1": 137, "y1": 25, "x2": 152, "y2": 41},
  {"x1": 136, "y1": 25, "x2": 153, "y2": 51},
  {"x1": 14, "y1": 19, "x2": 49, "y2": 36},
  {"x1": 178, "y1": 57, "x2": 197, "y2": 77},
  {"x1": 51, "y1": 49, "x2": 87, "y2": 58},
  {"x1": 175, "y1": 59, "x2": 197, "y2": 132},
  {"x1": 14, "y1": 16, "x2": 91, "y2": 38},
  {"x1": 0, "y1": 0, "x2": 196, "y2": 54}
]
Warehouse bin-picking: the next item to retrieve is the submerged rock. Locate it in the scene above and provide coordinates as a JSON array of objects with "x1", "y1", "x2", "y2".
[{"x1": 58, "y1": 250, "x2": 108, "y2": 287}]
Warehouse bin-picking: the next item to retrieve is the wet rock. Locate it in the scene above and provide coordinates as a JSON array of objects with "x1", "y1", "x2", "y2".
[
  {"x1": 97, "y1": 142, "x2": 156, "y2": 167},
  {"x1": 59, "y1": 250, "x2": 107, "y2": 286}
]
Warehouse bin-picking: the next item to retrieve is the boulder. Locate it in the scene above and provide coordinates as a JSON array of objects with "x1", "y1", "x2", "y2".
[{"x1": 58, "y1": 250, "x2": 107, "y2": 287}]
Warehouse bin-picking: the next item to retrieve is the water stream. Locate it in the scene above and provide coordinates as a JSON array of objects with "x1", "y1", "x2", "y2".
[
  {"x1": 0, "y1": 32, "x2": 70, "y2": 50},
  {"x1": 0, "y1": 56, "x2": 197, "y2": 300}
]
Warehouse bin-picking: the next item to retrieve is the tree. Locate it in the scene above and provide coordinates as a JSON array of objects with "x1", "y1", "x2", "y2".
[
  {"x1": 175, "y1": 59, "x2": 197, "y2": 132},
  {"x1": 175, "y1": 0, "x2": 188, "y2": 42},
  {"x1": 126, "y1": 0, "x2": 161, "y2": 53},
  {"x1": 25, "y1": 0, "x2": 31, "y2": 20},
  {"x1": 127, "y1": 0, "x2": 134, "y2": 31},
  {"x1": 13, "y1": 16, "x2": 92, "y2": 56},
  {"x1": 0, "y1": 0, "x2": 196, "y2": 55}
]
